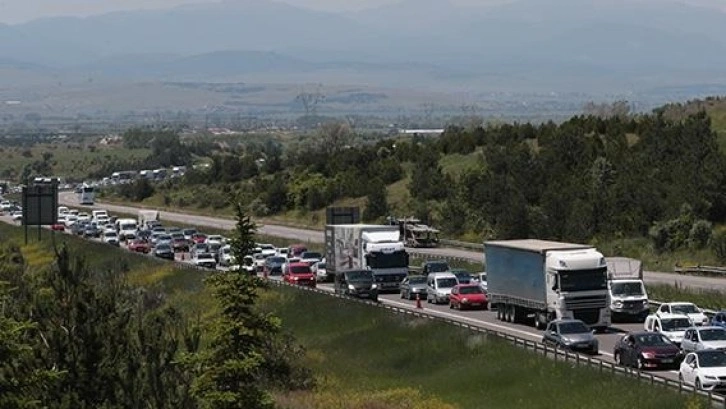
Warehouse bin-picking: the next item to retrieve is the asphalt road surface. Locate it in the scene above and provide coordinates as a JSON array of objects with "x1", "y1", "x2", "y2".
[{"x1": 58, "y1": 192, "x2": 726, "y2": 291}]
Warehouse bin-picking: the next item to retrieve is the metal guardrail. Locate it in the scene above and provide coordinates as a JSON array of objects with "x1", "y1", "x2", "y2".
[{"x1": 675, "y1": 265, "x2": 726, "y2": 277}]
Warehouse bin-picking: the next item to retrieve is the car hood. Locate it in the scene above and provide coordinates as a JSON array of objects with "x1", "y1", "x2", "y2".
[
  {"x1": 562, "y1": 333, "x2": 595, "y2": 344},
  {"x1": 699, "y1": 367, "x2": 726, "y2": 377},
  {"x1": 701, "y1": 341, "x2": 726, "y2": 350},
  {"x1": 290, "y1": 273, "x2": 314, "y2": 278},
  {"x1": 640, "y1": 345, "x2": 681, "y2": 354},
  {"x1": 436, "y1": 288, "x2": 454, "y2": 295},
  {"x1": 662, "y1": 330, "x2": 685, "y2": 342}
]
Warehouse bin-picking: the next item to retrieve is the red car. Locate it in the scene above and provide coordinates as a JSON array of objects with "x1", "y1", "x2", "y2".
[
  {"x1": 449, "y1": 284, "x2": 488, "y2": 310},
  {"x1": 50, "y1": 223, "x2": 65, "y2": 231},
  {"x1": 128, "y1": 239, "x2": 151, "y2": 254},
  {"x1": 283, "y1": 262, "x2": 316, "y2": 288},
  {"x1": 192, "y1": 233, "x2": 207, "y2": 244}
]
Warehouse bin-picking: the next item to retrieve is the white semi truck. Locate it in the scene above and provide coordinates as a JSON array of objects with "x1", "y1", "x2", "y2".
[
  {"x1": 486, "y1": 239, "x2": 611, "y2": 332},
  {"x1": 324, "y1": 224, "x2": 409, "y2": 292},
  {"x1": 606, "y1": 257, "x2": 649, "y2": 322}
]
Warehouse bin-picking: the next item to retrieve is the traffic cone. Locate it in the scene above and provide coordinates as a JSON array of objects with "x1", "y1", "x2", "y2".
[{"x1": 416, "y1": 293, "x2": 423, "y2": 309}]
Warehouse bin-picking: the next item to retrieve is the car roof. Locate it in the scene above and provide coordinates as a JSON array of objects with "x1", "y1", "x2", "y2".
[
  {"x1": 666, "y1": 302, "x2": 697, "y2": 306},
  {"x1": 694, "y1": 326, "x2": 726, "y2": 331},
  {"x1": 428, "y1": 272, "x2": 456, "y2": 278}
]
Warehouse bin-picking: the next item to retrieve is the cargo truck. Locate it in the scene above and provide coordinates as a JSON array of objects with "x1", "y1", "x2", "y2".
[
  {"x1": 325, "y1": 224, "x2": 409, "y2": 292},
  {"x1": 606, "y1": 257, "x2": 649, "y2": 322},
  {"x1": 138, "y1": 210, "x2": 160, "y2": 230},
  {"x1": 486, "y1": 239, "x2": 611, "y2": 332}
]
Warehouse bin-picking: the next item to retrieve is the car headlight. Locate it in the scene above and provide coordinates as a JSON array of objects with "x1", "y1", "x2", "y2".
[
  {"x1": 371, "y1": 284, "x2": 378, "y2": 289},
  {"x1": 641, "y1": 352, "x2": 655, "y2": 359},
  {"x1": 461, "y1": 298, "x2": 469, "y2": 303},
  {"x1": 704, "y1": 375, "x2": 719, "y2": 381},
  {"x1": 642, "y1": 300, "x2": 649, "y2": 306},
  {"x1": 348, "y1": 284, "x2": 355, "y2": 290},
  {"x1": 293, "y1": 277, "x2": 299, "y2": 281},
  {"x1": 614, "y1": 301, "x2": 623, "y2": 307}
]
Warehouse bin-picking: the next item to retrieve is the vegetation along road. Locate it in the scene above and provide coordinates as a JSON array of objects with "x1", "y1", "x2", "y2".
[{"x1": 58, "y1": 192, "x2": 726, "y2": 292}]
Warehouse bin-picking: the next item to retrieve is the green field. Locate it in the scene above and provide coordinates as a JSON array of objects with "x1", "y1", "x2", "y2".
[{"x1": 0, "y1": 141, "x2": 150, "y2": 181}]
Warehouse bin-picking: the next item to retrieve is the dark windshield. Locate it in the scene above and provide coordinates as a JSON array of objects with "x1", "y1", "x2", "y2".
[
  {"x1": 346, "y1": 270, "x2": 373, "y2": 281},
  {"x1": 436, "y1": 278, "x2": 458, "y2": 288},
  {"x1": 367, "y1": 251, "x2": 408, "y2": 269},
  {"x1": 610, "y1": 282, "x2": 645, "y2": 296},
  {"x1": 290, "y1": 265, "x2": 311, "y2": 274},
  {"x1": 559, "y1": 322, "x2": 590, "y2": 334},
  {"x1": 317, "y1": 263, "x2": 326, "y2": 269},
  {"x1": 459, "y1": 286, "x2": 483, "y2": 295},
  {"x1": 636, "y1": 334, "x2": 672, "y2": 346},
  {"x1": 156, "y1": 244, "x2": 172, "y2": 251},
  {"x1": 408, "y1": 276, "x2": 426, "y2": 285},
  {"x1": 302, "y1": 252, "x2": 322, "y2": 259},
  {"x1": 698, "y1": 351, "x2": 726, "y2": 368},
  {"x1": 672, "y1": 304, "x2": 699, "y2": 314},
  {"x1": 662, "y1": 318, "x2": 692, "y2": 331},
  {"x1": 268, "y1": 257, "x2": 286, "y2": 264},
  {"x1": 700, "y1": 329, "x2": 726, "y2": 341},
  {"x1": 559, "y1": 268, "x2": 607, "y2": 292}
]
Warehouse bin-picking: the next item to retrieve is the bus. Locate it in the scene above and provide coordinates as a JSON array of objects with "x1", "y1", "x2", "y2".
[{"x1": 78, "y1": 184, "x2": 95, "y2": 205}]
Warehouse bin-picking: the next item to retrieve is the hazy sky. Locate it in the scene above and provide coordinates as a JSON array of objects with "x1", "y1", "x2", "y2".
[
  {"x1": 0, "y1": 0, "x2": 398, "y2": 24},
  {"x1": 0, "y1": 0, "x2": 721, "y2": 24}
]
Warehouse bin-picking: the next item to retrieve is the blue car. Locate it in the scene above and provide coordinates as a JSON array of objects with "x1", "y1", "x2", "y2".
[{"x1": 711, "y1": 311, "x2": 726, "y2": 328}]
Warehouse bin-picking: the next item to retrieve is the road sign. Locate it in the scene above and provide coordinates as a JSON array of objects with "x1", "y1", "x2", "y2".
[
  {"x1": 326, "y1": 207, "x2": 360, "y2": 225},
  {"x1": 22, "y1": 184, "x2": 58, "y2": 226}
]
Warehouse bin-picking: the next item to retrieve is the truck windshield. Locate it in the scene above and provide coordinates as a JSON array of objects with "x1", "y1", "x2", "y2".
[
  {"x1": 559, "y1": 268, "x2": 607, "y2": 292},
  {"x1": 367, "y1": 251, "x2": 408, "y2": 269},
  {"x1": 610, "y1": 282, "x2": 644, "y2": 296},
  {"x1": 426, "y1": 262, "x2": 449, "y2": 272}
]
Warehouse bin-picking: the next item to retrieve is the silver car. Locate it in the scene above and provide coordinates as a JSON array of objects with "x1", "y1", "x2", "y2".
[
  {"x1": 399, "y1": 275, "x2": 427, "y2": 300},
  {"x1": 542, "y1": 319, "x2": 599, "y2": 354},
  {"x1": 681, "y1": 326, "x2": 726, "y2": 353}
]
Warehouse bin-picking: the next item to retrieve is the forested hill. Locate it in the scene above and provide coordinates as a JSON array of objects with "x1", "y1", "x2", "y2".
[{"x1": 110, "y1": 104, "x2": 726, "y2": 252}]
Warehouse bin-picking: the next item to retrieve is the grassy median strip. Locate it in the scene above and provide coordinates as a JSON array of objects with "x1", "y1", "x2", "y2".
[
  {"x1": 0, "y1": 222, "x2": 709, "y2": 408},
  {"x1": 648, "y1": 283, "x2": 726, "y2": 311}
]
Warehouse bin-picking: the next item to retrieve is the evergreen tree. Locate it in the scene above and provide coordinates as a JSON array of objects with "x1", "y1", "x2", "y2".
[{"x1": 362, "y1": 179, "x2": 389, "y2": 222}]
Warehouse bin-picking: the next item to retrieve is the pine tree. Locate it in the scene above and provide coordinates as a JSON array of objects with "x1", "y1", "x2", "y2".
[{"x1": 363, "y1": 179, "x2": 389, "y2": 222}]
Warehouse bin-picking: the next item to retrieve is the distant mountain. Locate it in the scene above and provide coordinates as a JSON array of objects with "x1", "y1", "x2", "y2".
[{"x1": 2, "y1": 0, "x2": 726, "y2": 93}]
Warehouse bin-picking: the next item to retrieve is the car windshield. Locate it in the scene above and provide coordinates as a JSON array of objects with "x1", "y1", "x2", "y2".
[
  {"x1": 408, "y1": 276, "x2": 427, "y2": 285},
  {"x1": 268, "y1": 257, "x2": 286, "y2": 264},
  {"x1": 290, "y1": 265, "x2": 311, "y2": 274},
  {"x1": 698, "y1": 351, "x2": 726, "y2": 368},
  {"x1": 156, "y1": 244, "x2": 171, "y2": 251},
  {"x1": 635, "y1": 334, "x2": 672, "y2": 346},
  {"x1": 317, "y1": 263, "x2": 326, "y2": 269},
  {"x1": 661, "y1": 318, "x2": 692, "y2": 331},
  {"x1": 459, "y1": 286, "x2": 483, "y2": 295},
  {"x1": 184, "y1": 229, "x2": 196, "y2": 235},
  {"x1": 105, "y1": 232, "x2": 117, "y2": 237},
  {"x1": 610, "y1": 282, "x2": 645, "y2": 296},
  {"x1": 347, "y1": 270, "x2": 373, "y2": 281},
  {"x1": 559, "y1": 321, "x2": 590, "y2": 334},
  {"x1": 427, "y1": 262, "x2": 450, "y2": 273},
  {"x1": 700, "y1": 329, "x2": 726, "y2": 341},
  {"x1": 436, "y1": 278, "x2": 458, "y2": 288},
  {"x1": 672, "y1": 304, "x2": 699, "y2": 314},
  {"x1": 302, "y1": 252, "x2": 322, "y2": 259}
]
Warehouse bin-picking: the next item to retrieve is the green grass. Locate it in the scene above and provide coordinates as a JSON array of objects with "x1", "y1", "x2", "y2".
[
  {"x1": 648, "y1": 284, "x2": 726, "y2": 311},
  {"x1": 260, "y1": 285, "x2": 702, "y2": 409},
  {"x1": 438, "y1": 151, "x2": 483, "y2": 178},
  {"x1": 0, "y1": 141, "x2": 150, "y2": 181}
]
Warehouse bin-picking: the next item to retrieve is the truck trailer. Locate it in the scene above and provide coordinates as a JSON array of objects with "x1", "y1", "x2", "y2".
[
  {"x1": 325, "y1": 224, "x2": 409, "y2": 292},
  {"x1": 606, "y1": 257, "x2": 649, "y2": 322},
  {"x1": 486, "y1": 239, "x2": 611, "y2": 332}
]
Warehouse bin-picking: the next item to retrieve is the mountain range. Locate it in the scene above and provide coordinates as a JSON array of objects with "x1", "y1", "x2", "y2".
[{"x1": 2, "y1": 0, "x2": 726, "y2": 103}]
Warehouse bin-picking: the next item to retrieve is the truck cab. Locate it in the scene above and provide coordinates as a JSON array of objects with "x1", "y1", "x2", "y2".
[
  {"x1": 644, "y1": 313, "x2": 691, "y2": 346},
  {"x1": 606, "y1": 257, "x2": 649, "y2": 322}
]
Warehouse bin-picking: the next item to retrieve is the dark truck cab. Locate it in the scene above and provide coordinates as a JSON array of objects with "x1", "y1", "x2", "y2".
[{"x1": 334, "y1": 269, "x2": 379, "y2": 302}]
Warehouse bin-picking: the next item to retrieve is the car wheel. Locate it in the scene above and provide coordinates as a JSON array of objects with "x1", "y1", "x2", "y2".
[
  {"x1": 696, "y1": 378, "x2": 702, "y2": 390},
  {"x1": 614, "y1": 352, "x2": 622, "y2": 366},
  {"x1": 449, "y1": 302, "x2": 454, "y2": 309},
  {"x1": 637, "y1": 357, "x2": 645, "y2": 370}
]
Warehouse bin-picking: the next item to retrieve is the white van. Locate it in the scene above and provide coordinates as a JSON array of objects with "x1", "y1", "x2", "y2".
[
  {"x1": 115, "y1": 218, "x2": 138, "y2": 241},
  {"x1": 644, "y1": 313, "x2": 692, "y2": 346},
  {"x1": 426, "y1": 272, "x2": 459, "y2": 304},
  {"x1": 92, "y1": 209, "x2": 108, "y2": 220}
]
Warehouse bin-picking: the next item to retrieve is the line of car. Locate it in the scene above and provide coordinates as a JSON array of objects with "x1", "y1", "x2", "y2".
[{"x1": 31, "y1": 205, "x2": 726, "y2": 395}]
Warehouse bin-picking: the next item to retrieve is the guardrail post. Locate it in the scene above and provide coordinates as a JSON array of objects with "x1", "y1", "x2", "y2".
[{"x1": 599, "y1": 360, "x2": 603, "y2": 373}]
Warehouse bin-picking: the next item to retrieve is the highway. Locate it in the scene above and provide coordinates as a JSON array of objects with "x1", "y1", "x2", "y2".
[
  {"x1": 58, "y1": 192, "x2": 726, "y2": 291},
  {"x1": 0, "y1": 211, "x2": 700, "y2": 392}
]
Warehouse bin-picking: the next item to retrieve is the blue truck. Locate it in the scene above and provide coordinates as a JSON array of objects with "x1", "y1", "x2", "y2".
[{"x1": 486, "y1": 239, "x2": 611, "y2": 332}]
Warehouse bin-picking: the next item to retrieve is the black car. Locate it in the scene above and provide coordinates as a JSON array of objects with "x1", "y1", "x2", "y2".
[
  {"x1": 153, "y1": 244, "x2": 175, "y2": 260},
  {"x1": 83, "y1": 224, "x2": 101, "y2": 238},
  {"x1": 264, "y1": 256, "x2": 286, "y2": 276},
  {"x1": 614, "y1": 331, "x2": 684, "y2": 370},
  {"x1": 542, "y1": 319, "x2": 599, "y2": 354},
  {"x1": 334, "y1": 269, "x2": 378, "y2": 302}
]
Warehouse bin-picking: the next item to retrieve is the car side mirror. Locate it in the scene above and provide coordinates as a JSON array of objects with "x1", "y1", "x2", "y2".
[{"x1": 690, "y1": 362, "x2": 696, "y2": 368}]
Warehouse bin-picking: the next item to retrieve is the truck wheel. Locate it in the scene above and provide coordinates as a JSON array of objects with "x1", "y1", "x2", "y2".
[{"x1": 534, "y1": 313, "x2": 544, "y2": 330}]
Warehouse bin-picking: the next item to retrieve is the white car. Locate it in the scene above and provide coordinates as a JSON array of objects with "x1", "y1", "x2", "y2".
[
  {"x1": 207, "y1": 235, "x2": 224, "y2": 246},
  {"x1": 11, "y1": 210, "x2": 23, "y2": 222},
  {"x1": 472, "y1": 272, "x2": 487, "y2": 292},
  {"x1": 657, "y1": 302, "x2": 710, "y2": 326},
  {"x1": 63, "y1": 215, "x2": 78, "y2": 227},
  {"x1": 253, "y1": 253, "x2": 267, "y2": 272},
  {"x1": 276, "y1": 247, "x2": 289, "y2": 258},
  {"x1": 102, "y1": 231, "x2": 120, "y2": 246},
  {"x1": 311, "y1": 261, "x2": 328, "y2": 282},
  {"x1": 679, "y1": 350, "x2": 726, "y2": 391},
  {"x1": 681, "y1": 327, "x2": 726, "y2": 353},
  {"x1": 644, "y1": 313, "x2": 691, "y2": 345},
  {"x1": 192, "y1": 252, "x2": 217, "y2": 269},
  {"x1": 217, "y1": 244, "x2": 233, "y2": 267},
  {"x1": 257, "y1": 243, "x2": 277, "y2": 257},
  {"x1": 242, "y1": 255, "x2": 256, "y2": 274}
]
